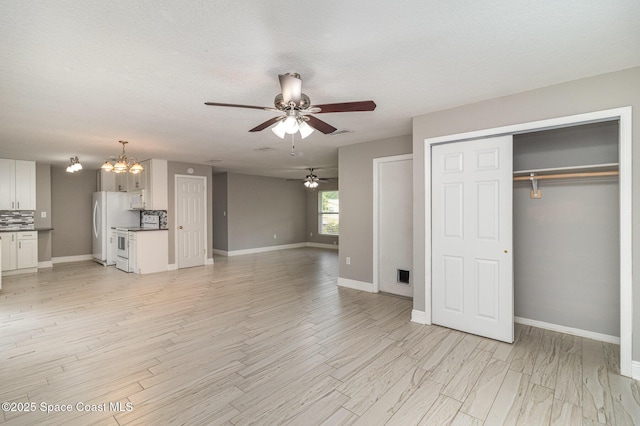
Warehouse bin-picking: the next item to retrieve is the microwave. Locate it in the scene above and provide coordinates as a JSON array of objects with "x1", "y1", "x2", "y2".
[{"x1": 128, "y1": 189, "x2": 145, "y2": 210}]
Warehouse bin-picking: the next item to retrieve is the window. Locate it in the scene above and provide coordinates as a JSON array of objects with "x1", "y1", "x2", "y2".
[{"x1": 319, "y1": 190, "x2": 339, "y2": 235}]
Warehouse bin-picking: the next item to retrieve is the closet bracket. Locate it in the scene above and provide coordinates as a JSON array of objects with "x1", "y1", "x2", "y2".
[{"x1": 529, "y1": 173, "x2": 541, "y2": 199}]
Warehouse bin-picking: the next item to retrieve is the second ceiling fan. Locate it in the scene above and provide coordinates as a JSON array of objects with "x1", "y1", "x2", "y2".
[{"x1": 205, "y1": 73, "x2": 376, "y2": 138}]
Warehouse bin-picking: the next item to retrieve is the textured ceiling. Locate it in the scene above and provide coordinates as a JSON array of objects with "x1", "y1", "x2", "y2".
[{"x1": 1, "y1": 0, "x2": 639, "y2": 179}]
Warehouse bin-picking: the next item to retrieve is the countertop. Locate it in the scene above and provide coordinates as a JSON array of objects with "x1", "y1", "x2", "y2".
[
  {"x1": 111, "y1": 227, "x2": 169, "y2": 232},
  {"x1": 0, "y1": 228, "x2": 54, "y2": 233}
]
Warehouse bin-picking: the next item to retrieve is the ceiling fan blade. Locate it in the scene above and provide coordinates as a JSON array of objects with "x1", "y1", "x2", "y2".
[
  {"x1": 311, "y1": 100, "x2": 377, "y2": 113},
  {"x1": 279, "y1": 73, "x2": 302, "y2": 105},
  {"x1": 249, "y1": 116, "x2": 283, "y2": 132},
  {"x1": 305, "y1": 115, "x2": 337, "y2": 134},
  {"x1": 205, "y1": 102, "x2": 278, "y2": 112}
]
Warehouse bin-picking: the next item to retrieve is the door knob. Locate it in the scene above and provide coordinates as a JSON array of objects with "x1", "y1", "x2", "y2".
[{"x1": 179, "y1": 226, "x2": 183, "y2": 229}]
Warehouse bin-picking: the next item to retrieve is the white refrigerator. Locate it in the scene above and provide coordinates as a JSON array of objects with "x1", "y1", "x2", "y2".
[{"x1": 92, "y1": 191, "x2": 139, "y2": 265}]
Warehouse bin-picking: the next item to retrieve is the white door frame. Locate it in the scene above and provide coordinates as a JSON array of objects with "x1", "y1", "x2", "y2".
[
  {"x1": 174, "y1": 174, "x2": 208, "y2": 269},
  {"x1": 424, "y1": 106, "x2": 633, "y2": 377},
  {"x1": 373, "y1": 153, "x2": 413, "y2": 294}
]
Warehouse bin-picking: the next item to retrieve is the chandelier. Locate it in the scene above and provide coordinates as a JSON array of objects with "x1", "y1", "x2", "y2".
[{"x1": 101, "y1": 140, "x2": 144, "y2": 174}]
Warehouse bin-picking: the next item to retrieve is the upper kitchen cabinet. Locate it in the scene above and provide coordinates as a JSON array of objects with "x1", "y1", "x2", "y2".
[
  {"x1": 142, "y1": 159, "x2": 168, "y2": 210},
  {"x1": 0, "y1": 159, "x2": 36, "y2": 210},
  {"x1": 128, "y1": 167, "x2": 145, "y2": 191}
]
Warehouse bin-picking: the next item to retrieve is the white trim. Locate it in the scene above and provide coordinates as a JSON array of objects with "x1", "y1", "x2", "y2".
[
  {"x1": 373, "y1": 154, "x2": 413, "y2": 293},
  {"x1": 38, "y1": 261, "x2": 53, "y2": 268},
  {"x1": 306, "y1": 242, "x2": 339, "y2": 250},
  {"x1": 174, "y1": 175, "x2": 207, "y2": 270},
  {"x1": 514, "y1": 316, "x2": 620, "y2": 345},
  {"x1": 337, "y1": 277, "x2": 374, "y2": 293},
  {"x1": 214, "y1": 242, "x2": 337, "y2": 257},
  {"x1": 52, "y1": 254, "x2": 94, "y2": 264},
  {"x1": 411, "y1": 309, "x2": 428, "y2": 324},
  {"x1": 632, "y1": 361, "x2": 640, "y2": 381},
  {"x1": 167, "y1": 263, "x2": 177, "y2": 271},
  {"x1": 224, "y1": 243, "x2": 307, "y2": 257},
  {"x1": 205, "y1": 258, "x2": 214, "y2": 265},
  {"x1": 2, "y1": 267, "x2": 37, "y2": 276},
  {"x1": 424, "y1": 106, "x2": 633, "y2": 377}
]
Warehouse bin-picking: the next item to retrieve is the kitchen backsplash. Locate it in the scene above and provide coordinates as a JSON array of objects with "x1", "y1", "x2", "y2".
[
  {"x1": 141, "y1": 210, "x2": 167, "y2": 228},
  {"x1": 0, "y1": 211, "x2": 35, "y2": 230}
]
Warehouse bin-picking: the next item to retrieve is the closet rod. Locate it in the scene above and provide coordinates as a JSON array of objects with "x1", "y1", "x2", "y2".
[{"x1": 513, "y1": 170, "x2": 619, "y2": 181}]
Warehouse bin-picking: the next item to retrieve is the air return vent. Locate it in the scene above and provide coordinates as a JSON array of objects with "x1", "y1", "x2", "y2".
[{"x1": 397, "y1": 269, "x2": 410, "y2": 284}]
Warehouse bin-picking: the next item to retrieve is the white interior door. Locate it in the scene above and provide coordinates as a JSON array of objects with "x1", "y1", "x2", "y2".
[
  {"x1": 375, "y1": 154, "x2": 413, "y2": 297},
  {"x1": 431, "y1": 135, "x2": 513, "y2": 342},
  {"x1": 176, "y1": 176, "x2": 206, "y2": 269}
]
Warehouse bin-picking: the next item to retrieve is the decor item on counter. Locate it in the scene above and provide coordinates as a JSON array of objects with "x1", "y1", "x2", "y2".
[
  {"x1": 101, "y1": 140, "x2": 144, "y2": 174},
  {"x1": 65, "y1": 156, "x2": 83, "y2": 173},
  {"x1": 204, "y1": 72, "x2": 376, "y2": 139}
]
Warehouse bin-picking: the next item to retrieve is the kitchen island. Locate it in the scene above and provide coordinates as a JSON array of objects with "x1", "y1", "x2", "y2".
[{"x1": 114, "y1": 227, "x2": 168, "y2": 275}]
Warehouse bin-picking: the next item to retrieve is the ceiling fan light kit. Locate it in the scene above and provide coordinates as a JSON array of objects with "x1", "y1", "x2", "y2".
[
  {"x1": 66, "y1": 156, "x2": 83, "y2": 173},
  {"x1": 205, "y1": 72, "x2": 376, "y2": 141},
  {"x1": 101, "y1": 140, "x2": 144, "y2": 174}
]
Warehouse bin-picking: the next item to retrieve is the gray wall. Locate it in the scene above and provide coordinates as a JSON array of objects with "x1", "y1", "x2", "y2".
[
  {"x1": 212, "y1": 172, "x2": 228, "y2": 251},
  {"x1": 306, "y1": 178, "x2": 339, "y2": 246},
  {"x1": 51, "y1": 166, "x2": 96, "y2": 257},
  {"x1": 412, "y1": 66, "x2": 640, "y2": 359},
  {"x1": 338, "y1": 135, "x2": 412, "y2": 283},
  {"x1": 167, "y1": 161, "x2": 214, "y2": 264},
  {"x1": 35, "y1": 163, "x2": 52, "y2": 263},
  {"x1": 226, "y1": 173, "x2": 307, "y2": 251},
  {"x1": 513, "y1": 122, "x2": 619, "y2": 336}
]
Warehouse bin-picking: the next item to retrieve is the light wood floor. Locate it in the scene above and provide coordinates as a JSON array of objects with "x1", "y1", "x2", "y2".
[{"x1": 1, "y1": 248, "x2": 638, "y2": 425}]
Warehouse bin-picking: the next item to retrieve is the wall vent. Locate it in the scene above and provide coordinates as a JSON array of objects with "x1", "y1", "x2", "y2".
[{"x1": 397, "y1": 269, "x2": 410, "y2": 284}]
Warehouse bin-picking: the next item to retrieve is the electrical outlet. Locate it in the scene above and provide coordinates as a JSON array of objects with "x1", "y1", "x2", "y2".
[
  {"x1": 41, "y1": 211, "x2": 47, "y2": 218},
  {"x1": 310, "y1": 232, "x2": 313, "y2": 237},
  {"x1": 346, "y1": 257, "x2": 351, "y2": 265},
  {"x1": 273, "y1": 234, "x2": 277, "y2": 239}
]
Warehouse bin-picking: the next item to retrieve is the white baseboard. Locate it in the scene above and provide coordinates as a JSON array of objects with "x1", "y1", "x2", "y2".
[
  {"x1": 632, "y1": 361, "x2": 640, "y2": 381},
  {"x1": 205, "y1": 258, "x2": 214, "y2": 265},
  {"x1": 2, "y1": 267, "x2": 37, "y2": 276},
  {"x1": 411, "y1": 310, "x2": 428, "y2": 324},
  {"x1": 38, "y1": 261, "x2": 53, "y2": 268},
  {"x1": 222, "y1": 243, "x2": 308, "y2": 257},
  {"x1": 337, "y1": 277, "x2": 373, "y2": 293},
  {"x1": 167, "y1": 263, "x2": 177, "y2": 271},
  {"x1": 306, "y1": 242, "x2": 339, "y2": 250},
  {"x1": 52, "y1": 254, "x2": 94, "y2": 264},
  {"x1": 212, "y1": 249, "x2": 228, "y2": 256},
  {"x1": 514, "y1": 316, "x2": 620, "y2": 345}
]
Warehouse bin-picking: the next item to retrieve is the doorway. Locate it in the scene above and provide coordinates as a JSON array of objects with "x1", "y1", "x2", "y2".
[
  {"x1": 175, "y1": 175, "x2": 207, "y2": 269},
  {"x1": 373, "y1": 154, "x2": 413, "y2": 297},
  {"x1": 424, "y1": 107, "x2": 633, "y2": 377}
]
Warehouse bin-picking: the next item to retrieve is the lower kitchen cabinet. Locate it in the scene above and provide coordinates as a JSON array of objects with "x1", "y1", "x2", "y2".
[
  {"x1": 1, "y1": 231, "x2": 38, "y2": 273},
  {"x1": 129, "y1": 230, "x2": 168, "y2": 274}
]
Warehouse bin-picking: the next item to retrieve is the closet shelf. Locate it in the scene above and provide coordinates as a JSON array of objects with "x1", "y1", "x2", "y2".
[{"x1": 513, "y1": 162, "x2": 619, "y2": 176}]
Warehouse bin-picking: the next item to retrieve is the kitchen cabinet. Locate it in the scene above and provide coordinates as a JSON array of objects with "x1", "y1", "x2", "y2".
[
  {"x1": 1, "y1": 231, "x2": 37, "y2": 273},
  {"x1": 0, "y1": 159, "x2": 36, "y2": 210},
  {"x1": 141, "y1": 159, "x2": 168, "y2": 210},
  {"x1": 1, "y1": 233, "x2": 17, "y2": 271},
  {"x1": 128, "y1": 168, "x2": 145, "y2": 191},
  {"x1": 115, "y1": 172, "x2": 128, "y2": 192},
  {"x1": 17, "y1": 231, "x2": 37, "y2": 269},
  {"x1": 97, "y1": 170, "x2": 117, "y2": 191},
  {"x1": 128, "y1": 230, "x2": 168, "y2": 274}
]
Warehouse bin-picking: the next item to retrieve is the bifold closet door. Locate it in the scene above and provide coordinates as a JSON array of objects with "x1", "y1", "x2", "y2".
[{"x1": 431, "y1": 135, "x2": 514, "y2": 343}]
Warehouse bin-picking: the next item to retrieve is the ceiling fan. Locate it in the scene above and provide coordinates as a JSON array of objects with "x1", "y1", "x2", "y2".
[
  {"x1": 204, "y1": 73, "x2": 376, "y2": 138},
  {"x1": 287, "y1": 168, "x2": 331, "y2": 188}
]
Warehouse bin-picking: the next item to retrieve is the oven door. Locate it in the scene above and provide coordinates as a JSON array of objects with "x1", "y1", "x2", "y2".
[{"x1": 116, "y1": 231, "x2": 129, "y2": 259}]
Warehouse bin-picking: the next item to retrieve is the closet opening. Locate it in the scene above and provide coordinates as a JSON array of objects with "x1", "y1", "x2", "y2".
[{"x1": 512, "y1": 121, "x2": 620, "y2": 343}]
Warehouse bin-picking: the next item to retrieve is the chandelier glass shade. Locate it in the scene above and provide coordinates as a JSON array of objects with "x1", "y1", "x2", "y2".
[{"x1": 101, "y1": 140, "x2": 144, "y2": 174}]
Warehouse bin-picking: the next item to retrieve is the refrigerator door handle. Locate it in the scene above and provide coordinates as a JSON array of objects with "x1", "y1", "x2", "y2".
[{"x1": 93, "y1": 200, "x2": 100, "y2": 238}]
